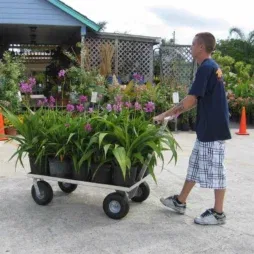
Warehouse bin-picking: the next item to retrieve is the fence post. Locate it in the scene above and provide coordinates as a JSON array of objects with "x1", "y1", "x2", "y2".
[{"x1": 114, "y1": 38, "x2": 119, "y2": 76}]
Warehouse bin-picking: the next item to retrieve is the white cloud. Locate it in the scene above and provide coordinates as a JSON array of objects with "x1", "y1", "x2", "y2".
[{"x1": 62, "y1": 0, "x2": 254, "y2": 44}]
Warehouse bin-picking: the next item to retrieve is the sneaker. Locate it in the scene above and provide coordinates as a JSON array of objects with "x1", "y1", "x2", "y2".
[
  {"x1": 194, "y1": 209, "x2": 226, "y2": 225},
  {"x1": 160, "y1": 195, "x2": 186, "y2": 214}
]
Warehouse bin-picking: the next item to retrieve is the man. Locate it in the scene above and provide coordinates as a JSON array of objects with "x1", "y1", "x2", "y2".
[{"x1": 153, "y1": 32, "x2": 231, "y2": 225}]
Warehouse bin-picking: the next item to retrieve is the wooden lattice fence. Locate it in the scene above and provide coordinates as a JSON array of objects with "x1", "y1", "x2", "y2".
[
  {"x1": 160, "y1": 45, "x2": 197, "y2": 86},
  {"x1": 85, "y1": 33, "x2": 158, "y2": 82}
]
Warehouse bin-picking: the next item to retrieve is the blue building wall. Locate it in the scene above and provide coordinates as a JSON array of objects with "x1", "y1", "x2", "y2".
[{"x1": 0, "y1": 0, "x2": 85, "y2": 27}]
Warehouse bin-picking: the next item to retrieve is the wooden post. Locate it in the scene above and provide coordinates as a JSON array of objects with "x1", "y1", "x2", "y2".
[
  {"x1": 114, "y1": 38, "x2": 119, "y2": 76},
  {"x1": 81, "y1": 26, "x2": 86, "y2": 69}
]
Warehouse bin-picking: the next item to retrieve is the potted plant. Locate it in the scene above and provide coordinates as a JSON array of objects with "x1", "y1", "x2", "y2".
[
  {"x1": 1, "y1": 107, "x2": 49, "y2": 175},
  {"x1": 94, "y1": 108, "x2": 178, "y2": 186},
  {"x1": 4, "y1": 116, "x2": 17, "y2": 136}
]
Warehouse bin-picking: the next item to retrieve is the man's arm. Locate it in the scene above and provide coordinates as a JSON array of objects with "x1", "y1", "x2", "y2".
[{"x1": 163, "y1": 95, "x2": 197, "y2": 117}]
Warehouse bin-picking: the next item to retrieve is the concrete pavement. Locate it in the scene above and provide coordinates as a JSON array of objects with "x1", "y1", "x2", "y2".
[{"x1": 0, "y1": 125, "x2": 254, "y2": 254}]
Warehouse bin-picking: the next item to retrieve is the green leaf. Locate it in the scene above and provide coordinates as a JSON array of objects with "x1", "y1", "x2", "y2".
[
  {"x1": 103, "y1": 144, "x2": 111, "y2": 158},
  {"x1": 78, "y1": 148, "x2": 97, "y2": 168},
  {"x1": 99, "y1": 133, "x2": 108, "y2": 148},
  {"x1": 67, "y1": 133, "x2": 76, "y2": 144},
  {"x1": 133, "y1": 152, "x2": 144, "y2": 164},
  {"x1": 112, "y1": 147, "x2": 127, "y2": 179}
]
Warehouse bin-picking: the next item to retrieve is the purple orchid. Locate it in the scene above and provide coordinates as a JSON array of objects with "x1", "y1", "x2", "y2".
[
  {"x1": 49, "y1": 96, "x2": 56, "y2": 104},
  {"x1": 84, "y1": 123, "x2": 92, "y2": 132},
  {"x1": 144, "y1": 102, "x2": 155, "y2": 113},
  {"x1": 134, "y1": 102, "x2": 142, "y2": 111},
  {"x1": 106, "y1": 104, "x2": 112, "y2": 112},
  {"x1": 79, "y1": 95, "x2": 88, "y2": 103},
  {"x1": 125, "y1": 102, "x2": 132, "y2": 108},
  {"x1": 58, "y1": 69, "x2": 66, "y2": 78},
  {"x1": 66, "y1": 104, "x2": 75, "y2": 112},
  {"x1": 76, "y1": 104, "x2": 85, "y2": 112},
  {"x1": 113, "y1": 104, "x2": 122, "y2": 112},
  {"x1": 19, "y1": 82, "x2": 33, "y2": 94},
  {"x1": 28, "y1": 77, "x2": 36, "y2": 86}
]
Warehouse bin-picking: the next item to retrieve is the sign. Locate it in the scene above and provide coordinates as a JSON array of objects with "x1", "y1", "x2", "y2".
[
  {"x1": 17, "y1": 91, "x2": 22, "y2": 102},
  {"x1": 172, "y1": 92, "x2": 179, "y2": 104},
  {"x1": 91, "y1": 92, "x2": 98, "y2": 103}
]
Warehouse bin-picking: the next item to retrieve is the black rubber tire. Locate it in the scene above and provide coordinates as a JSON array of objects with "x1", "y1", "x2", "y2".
[
  {"x1": 58, "y1": 182, "x2": 78, "y2": 193},
  {"x1": 103, "y1": 192, "x2": 130, "y2": 220},
  {"x1": 131, "y1": 182, "x2": 150, "y2": 203},
  {"x1": 31, "y1": 181, "x2": 53, "y2": 206}
]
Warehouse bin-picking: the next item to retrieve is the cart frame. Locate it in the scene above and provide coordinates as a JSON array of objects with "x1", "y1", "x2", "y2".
[{"x1": 28, "y1": 173, "x2": 150, "y2": 199}]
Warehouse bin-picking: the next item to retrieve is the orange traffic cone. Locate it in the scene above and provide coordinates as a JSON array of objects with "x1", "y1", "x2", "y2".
[
  {"x1": 0, "y1": 113, "x2": 8, "y2": 141},
  {"x1": 236, "y1": 106, "x2": 249, "y2": 135}
]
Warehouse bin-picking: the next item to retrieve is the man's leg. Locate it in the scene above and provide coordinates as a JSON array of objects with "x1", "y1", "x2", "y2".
[
  {"x1": 160, "y1": 140, "x2": 199, "y2": 214},
  {"x1": 214, "y1": 189, "x2": 226, "y2": 214},
  {"x1": 177, "y1": 180, "x2": 196, "y2": 204},
  {"x1": 194, "y1": 141, "x2": 227, "y2": 225}
]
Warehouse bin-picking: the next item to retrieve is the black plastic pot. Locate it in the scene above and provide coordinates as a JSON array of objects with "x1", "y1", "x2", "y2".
[
  {"x1": 48, "y1": 157, "x2": 72, "y2": 178},
  {"x1": 72, "y1": 162, "x2": 90, "y2": 181},
  {"x1": 91, "y1": 163, "x2": 112, "y2": 184},
  {"x1": 29, "y1": 156, "x2": 49, "y2": 175},
  {"x1": 113, "y1": 166, "x2": 138, "y2": 187}
]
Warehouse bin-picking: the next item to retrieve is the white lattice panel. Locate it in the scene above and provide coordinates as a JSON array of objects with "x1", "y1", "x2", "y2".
[
  {"x1": 85, "y1": 37, "x2": 154, "y2": 81},
  {"x1": 118, "y1": 41, "x2": 153, "y2": 81},
  {"x1": 161, "y1": 45, "x2": 196, "y2": 85},
  {"x1": 85, "y1": 38, "x2": 115, "y2": 71}
]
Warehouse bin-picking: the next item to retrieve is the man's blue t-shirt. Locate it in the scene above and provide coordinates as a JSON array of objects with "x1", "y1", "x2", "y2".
[{"x1": 188, "y1": 58, "x2": 231, "y2": 142}]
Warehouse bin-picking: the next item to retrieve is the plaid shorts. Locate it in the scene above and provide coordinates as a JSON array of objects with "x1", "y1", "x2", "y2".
[{"x1": 186, "y1": 139, "x2": 226, "y2": 189}]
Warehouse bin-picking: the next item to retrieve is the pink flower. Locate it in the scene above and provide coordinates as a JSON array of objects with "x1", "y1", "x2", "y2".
[
  {"x1": 19, "y1": 82, "x2": 32, "y2": 94},
  {"x1": 28, "y1": 77, "x2": 36, "y2": 86},
  {"x1": 133, "y1": 73, "x2": 144, "y2": 83},
  {"x1": 134, "y1": 102, "x2": 142, "y2": 111},
  {"x1": 58, "y1": 69, "x2": 66, "y2": 78},
  {"x1": 49, "y1": 96, "x2": 55, "y2": 104},
  {"x1": 125, "y1": 102, "x2": 132, "y2": 108},
  {"x1": 113, "y1": 104, "x2": 122, "y2": 112},
  {"x1": 76, "y1": 104, "x2": 85, "y2": 112},
  {"x1": 84, "y1": 123, "x2": 92, "y2": 132},
  {"x1": 37, "y1": 100, "x2": 43, "y2": 107},
  {"x1": 66, "y1": 104, "x2": 75, "y2": 112},
  {"x1": 106, "y1": 104, "x2": 112, "y2": 112},
  {"x1": 49, "y1": 103, "x2": 55, "y2": 109},
  {"x1": 115, "y1": 95, "x2": 122, "y2": 103},
  {"x1": 79, "y1": 95, "x2": 88, "y2": 103},
  {"x1": 43, "y1": 98, "x2": 48, "y2": 104},
  {"x1": 144, "y1": 102, "x2": 155, "y2": 112},
  {"x1": 88, "y1": 107, "x2": 93, "y2": 113}
]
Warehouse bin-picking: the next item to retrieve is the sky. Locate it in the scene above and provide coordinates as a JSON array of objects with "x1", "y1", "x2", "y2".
[{"x1": 63, "y1": 0, "x2": 254, "y2": 45}]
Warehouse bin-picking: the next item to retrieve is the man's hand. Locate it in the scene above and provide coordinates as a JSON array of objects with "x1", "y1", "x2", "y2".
[
  {"x1": 153, "y1": 95, "x2": 197, "y2": 124},
  {"x1": 153, "y1": 113, "x2": 166, "y2": 124}
]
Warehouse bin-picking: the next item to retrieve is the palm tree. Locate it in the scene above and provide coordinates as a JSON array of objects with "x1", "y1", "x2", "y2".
[
  {"x1": 98, "y1": 21, "x2": 107, "y2": 32},
  {"x1": 228, "y1": 27, "x2": 254, "y2": 60},
  {"x1": 229, "y1": 27, "x2": 254, "y2": 44}
]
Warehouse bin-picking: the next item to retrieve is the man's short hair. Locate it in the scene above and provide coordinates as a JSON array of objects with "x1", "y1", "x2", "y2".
[{"x1": 195, "y1": 32, "x2": 216, "y2": 53}]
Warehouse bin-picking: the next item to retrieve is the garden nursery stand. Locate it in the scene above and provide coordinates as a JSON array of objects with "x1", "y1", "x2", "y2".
[{"x1": 28, "y1": 116, "x2": 174, "y2": 220}]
